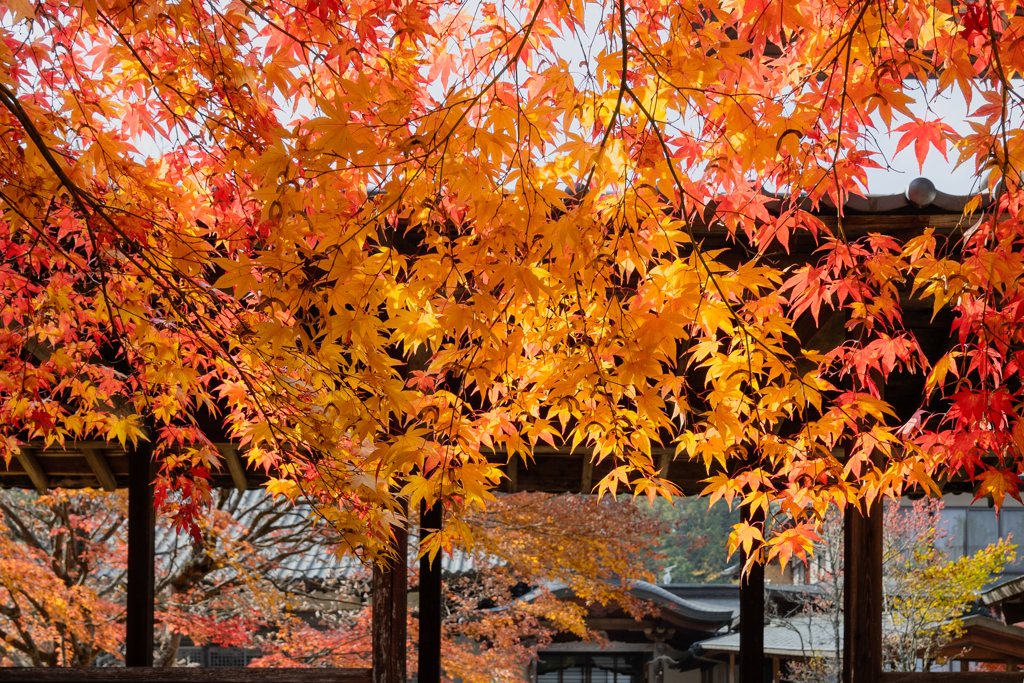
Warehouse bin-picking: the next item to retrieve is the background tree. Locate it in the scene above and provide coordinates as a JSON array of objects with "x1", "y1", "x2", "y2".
[
  {"x1": 644, "y1": 497, "x2": 739, "y2": 583},
  {"x1": 254, "y1": 492, "x2": 666, "y2": 681},
  {"x1": 787, "y1": 508, "x2": 844, "y2": 683},
  {"x1": 0, "y1": 487, "x2": 365, "y2": 667},
  {"x1": 0, "y1": 489, "x2": 123, "y2": 666},
  {"x1": 782, "y1": 500, "x2": 1014, "y2": 680},
  {"x1": 0, "y1": 489, "x2": 663, "y2": 673},
  {"x1": 882, "y1": 500, "x2": 1013, "y2": 672}
]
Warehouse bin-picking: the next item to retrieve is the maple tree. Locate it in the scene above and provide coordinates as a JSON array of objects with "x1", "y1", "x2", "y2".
[
  {"x1": 0, "y1": 490, "x2": 123, "y2": 666},
  {"x1": 0, "y1": 487, "x2": 362, "y2": 666},
  {"x1": 3, "y1": 0, "x2": 1024, "y2": 566}
]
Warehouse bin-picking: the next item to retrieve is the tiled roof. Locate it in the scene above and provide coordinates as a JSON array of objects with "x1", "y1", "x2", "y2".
[
  {"x1": 156, "y1": 489, "x2": 479, "y2": 583},
  {"x1": 981, "y1": 573, "x2": 1024, "y2": 606},
  {"x1": 695, "y1": 617, "x2": 842, "y2": 658},
  {"x1": 521, "y1": 579, "x2": 736, "y2": 629}
]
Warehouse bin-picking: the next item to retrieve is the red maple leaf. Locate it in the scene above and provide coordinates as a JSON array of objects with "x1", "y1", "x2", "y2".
[{"x1": 894, "y1": 118, "x2": 957, "y2": 171}]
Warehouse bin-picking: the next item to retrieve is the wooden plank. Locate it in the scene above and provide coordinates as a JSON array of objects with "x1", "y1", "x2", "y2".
[
  {"x1": 843, "y1": 502, "x2": 883, "y2": 683},
  {"x1": 82, "y1": 447, "x2": 117, "y2": 492},
  {"x1": 419, "y1": 500, "x2": 442, "y2": 683},
  {"x1": 126, "y1": 443, "x2": 155, "y2": 667},
  {"x1": 15, "y1": 450, "x2": 48, "y2": 492},
  {"x1": 0, "y1": 668, "x2": 372, "y2": 682},
  {"x1": 372, "y1": 516, "x2": 407, "y2": 683},
  {"x1": 221, "y1": 447, "x2": 248, "y2": 491},
  {"x1": 740, "y1": 505, "x2": 765, "y2": 683},
  {"x1": 881, "y1": 675, "x2": 1022, "y2": 683}
]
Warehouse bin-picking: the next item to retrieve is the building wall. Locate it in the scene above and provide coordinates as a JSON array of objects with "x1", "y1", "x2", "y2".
[{"x1": 902, "y1": 493, "x2": 1024, "y2": 574}]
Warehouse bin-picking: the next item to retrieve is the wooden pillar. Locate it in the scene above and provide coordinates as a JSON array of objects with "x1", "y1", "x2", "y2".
[
  {"x1": 125, "y1": 441, "x2": 155, "y2": 667},
  {"x1": 373, "y1": 517, "x2": 408, "y2": 683},
  {"x1": 740, "y1": 505, "x2": 765, "y2": 683},
  {"x1": 842, "y1": 314, "x2": 883, "y2": 683},
  {"x1": 418, "y1": 500, "x2": 443, "y2": 683},
  {"x1": 843, "y1": 501, "x2": 882, "y2": 683}
]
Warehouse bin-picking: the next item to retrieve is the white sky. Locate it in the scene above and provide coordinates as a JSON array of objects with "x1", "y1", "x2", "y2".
[{"x1": 862, "y1": 86, "x2": 986, "y2": 196}]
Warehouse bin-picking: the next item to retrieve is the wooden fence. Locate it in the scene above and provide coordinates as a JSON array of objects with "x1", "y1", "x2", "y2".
[
  {"x1": 882, "y1": 674, "x2": 1023, "y2": 683},
  {"x1": 0, "y1": 668, "x2": 373, "y2": 682}
]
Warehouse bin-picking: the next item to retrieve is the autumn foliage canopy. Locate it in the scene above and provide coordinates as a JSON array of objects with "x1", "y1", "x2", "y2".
[{"x1": 2, "y1": 0, "x2": 1024, "y2": 563}]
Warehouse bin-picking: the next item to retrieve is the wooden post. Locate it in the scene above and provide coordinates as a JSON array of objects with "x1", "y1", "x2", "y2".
[
  {"x1": 126, "y1": 440, "x2": 155, "y2": 667},
  {"x1": 373, "y1": 516, "x2": 408, "y2": 683},
  {"x1": 740, "y1": 505, "x2": 765, "y2": 683},
  {"x1": 507, "y1": 457, "x2": 518, "y2": 493},
  {"x1": 418, "y1": 500, "x2": 443, "y2": 683},
  {"x1": 843, "y1": 500, "x2": 882, "y2": 683},
  {"x1": 842, "y1": 316, "x2": 883, "y2": 683}
]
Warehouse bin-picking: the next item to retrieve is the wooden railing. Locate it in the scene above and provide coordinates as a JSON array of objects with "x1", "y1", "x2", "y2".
[
  {"x1": 882, "y1": 673, "x2": 1023, "y2": 683},
  {"x1": 0, "y1": 668, "x2": 373, "y2": 682}
]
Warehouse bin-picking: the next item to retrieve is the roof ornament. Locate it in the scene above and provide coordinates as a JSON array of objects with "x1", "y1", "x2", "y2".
[{"x1": 905, "y1": 177, "x2": 937, "y2": 207}]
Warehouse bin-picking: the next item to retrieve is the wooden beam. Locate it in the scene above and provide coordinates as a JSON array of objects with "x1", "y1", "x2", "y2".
[
  {"x1": 0, "y1": 668, "x2": 373, "y2": 682},
  {"x1": 81, "y1": 447, "x2": 117, "y2": 492},
  {"x1": 581, "y1": 456, "x2": 594, "y2": 493},
  {"x1": 492, "y1": 446, "x2": 710, "y2": 495},
  {"x1": 126, "y1": 441, "x2": 155, "y2": 667},
  {"x1": 804, "y1": 308, "x2": 846, "y2": 353},
  {"x1": 740, "y1": 505, "x2": 765, "y2": 683},
  {"x1": 11, "y1": 442, "x2": 723, "y2": 495},
  {"x1": 843, "y1": 501, "x2": 882, "y2": 683},
  {"x1": 418, "y1": 500, "x2": 443, "y2": 683},
  {"x1": 221, "y1": 446, "x2": 248, "y2": 491},
  {"x1": 658, "y1": 450, "x2": 672, "y2": 479},
  {"x1": 372, "y1": 513, "x2": 407, "y2": 683},
  {"x1": 15, "y1": 450, "x2": 48, "y2": 492}
]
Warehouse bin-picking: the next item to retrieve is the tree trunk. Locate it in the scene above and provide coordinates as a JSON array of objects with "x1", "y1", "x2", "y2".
[{"x1": 157, "y1": 631, "x2": 182, "y2": 667}]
